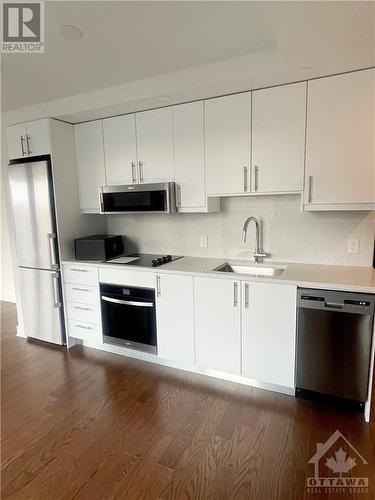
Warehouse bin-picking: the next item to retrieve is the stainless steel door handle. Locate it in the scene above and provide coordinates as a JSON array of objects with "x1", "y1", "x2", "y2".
[
  {"x1": 20, "y1": 136, "x2": 26, "y2": 156},
  {"x1": 52, "y1": 273, "x2": 61, "y2": 308},
  {"x1": 101, "y1": 296, "x2": 154, "y2": 307},
  {"x1": 244, "y1": 283, "x2": 249, "y2": 308},
  {"x1": 308, "y1": 175, "x2": 313, "y2": 203},
  {"x1": 70, "y1": 268, "x2": 89, "y2": 272},
  {"x1": 72, "y1": 287, "x2": 90, "y2": 292},
  {"x1": 139, "y1": 161, "x2": 144, "y2": 182},
  {"x1": 26, "y1": 135, "x2": 32, "y2": 155},
  {"x1": 73, "y1": 305, "x2": 92, "y2": 311},
  {"x1": 243, "y1": 166, "x2": 248, "y2": 192},
  {"x1": 75, "y1": 324, "x2": 92, "y2": 330},
  {"x1": 233, "y1": 282, "x2": 238, "y2": 307},
  {"x1": 176, "y1": 185, "x2": 182, "y2": 208},
  {"x1": 156, "y1": 275, "x2": 161, "y2": 297},
  {"x1": 131, "y1": 161, "x2": 136, "y2": 183},
  {"x1": 48, "y1": 233, "x2": 59, "y2": 270},
  {"x1": 254, "y1": 165, "x2": 259, "y2": 191}
]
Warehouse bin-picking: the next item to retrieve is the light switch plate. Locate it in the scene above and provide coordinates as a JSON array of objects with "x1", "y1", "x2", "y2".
[
  {"x1": 200, "y1": 235, "x2": 208, "y2": 248},
  {"x1": 348, "y1": 238, "x2": 359, "y2": 254}
]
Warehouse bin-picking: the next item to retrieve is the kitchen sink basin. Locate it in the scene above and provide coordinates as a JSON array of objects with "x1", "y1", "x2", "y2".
[{"x1": 213, "y1": 263, "x2": 287, "y2": 277}]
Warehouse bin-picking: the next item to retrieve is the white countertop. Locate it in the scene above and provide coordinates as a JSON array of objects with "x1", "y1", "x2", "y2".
[{"x1": 62, "y1": 256, "x2": 375, "y2": 294}]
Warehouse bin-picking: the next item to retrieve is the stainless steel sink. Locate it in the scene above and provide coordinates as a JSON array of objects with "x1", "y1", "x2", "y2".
[{"x1": 213, "y1": 262, "x2": 287, "y2": 277}]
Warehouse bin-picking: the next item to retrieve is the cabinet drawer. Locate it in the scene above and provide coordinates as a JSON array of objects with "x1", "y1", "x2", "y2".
[
  {"x1": 66, "y1": 301, "x2": 101, "y2": 324},
  {"x1": 68, "y1": 320, "x2": 102, "y2": 343},
  {"x1": 63, "y1": 264, "x2": 98, "y2": 286},
  {"x1": 64, "y1": 283, "x2": 99, "y2": 306}
]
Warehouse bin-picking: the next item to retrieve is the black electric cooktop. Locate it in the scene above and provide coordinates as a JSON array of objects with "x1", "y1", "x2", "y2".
[{"x1": 106, "y1": 253, "x2": 183, "y2": 268}]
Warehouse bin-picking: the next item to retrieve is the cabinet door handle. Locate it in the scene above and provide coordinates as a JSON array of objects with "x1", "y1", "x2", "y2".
[
  {"x1": 75, "y1": 324, "x2": 92, "y2": 330},
  {"x1": 131, "y1": 161, "x2": 136, "y2": 183},
  {"x1": 20, "y1": 136, "x2": 26, "y2": 156},
  {"x1": 307, "y1": 175, "x2": 313, "y2": 203},
  {"x1": 26, "y1": 135, "x2": 32, "y2": 155},
  {"x1": 244, "y1": 283, "x2": 249, "y2": 308},
  {"x1": 70, "y1": 268, "x2": 89, "y2": 272},
  {"x1": 72, "y1": 287, "x2": 90, "y2": 292},
  {"x1": 233, "y1": 282, "x2": 238, "y2": 307},
  {"x1": 254, "y1": 165, "x2": 259, "y2": 192},
  {"x1": 139, "y1": 161, "x2": 144, "y2": 182},
  {"x1": 176, "y1": 185, "x2": 182, "y2": 207},
  {"x1": 156, "y1": 275, "x2": 161, "y2": 297},
  {"x1": 73, "y1": 305, "x2": 92, "y2": 311},
  {"x1": 243, "y1": 166, "x2": 248, "y2": 192}
]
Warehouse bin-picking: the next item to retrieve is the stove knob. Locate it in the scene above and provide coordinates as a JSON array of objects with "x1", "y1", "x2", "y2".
[
  {"x1": 157, "y1": 258, "x2": 164, "y2": 266},
  {"x1": 151, "y1": 259, "x2": 158, "y2": 267},
  {"x1": 162, "y1": 256, "x2": 169, "y2": 263},
  {"x1": 166, "y1": 255, "x2": 172, "y2": 262}
]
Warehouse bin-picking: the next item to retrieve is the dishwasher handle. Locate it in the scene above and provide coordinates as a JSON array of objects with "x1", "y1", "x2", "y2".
[{"x1": 324, "y1": 301, "x2": 344, "y2": 310}]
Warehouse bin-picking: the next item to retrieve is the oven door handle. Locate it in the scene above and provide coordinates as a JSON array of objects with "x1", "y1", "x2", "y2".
[{"x1": 101, "y1": 296, "x2": 154, "y2": 308}]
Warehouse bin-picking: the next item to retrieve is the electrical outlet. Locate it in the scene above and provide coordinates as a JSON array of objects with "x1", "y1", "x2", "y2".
[
  {"x1": 200, "y1": 235, "x2": 208, "y2": 248},
  {"x1": 348, "y1": 238, "x2": 359, "y2": 254}
]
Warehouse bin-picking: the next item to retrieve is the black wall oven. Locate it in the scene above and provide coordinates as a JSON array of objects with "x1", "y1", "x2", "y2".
[{"x1": 100, "y1": 283, "x2": 157, "y2": 354}]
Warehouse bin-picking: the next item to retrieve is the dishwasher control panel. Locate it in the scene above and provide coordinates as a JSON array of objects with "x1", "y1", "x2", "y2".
[{"x1": 298, "y1": 289, "x2": 374, "y2": 315}]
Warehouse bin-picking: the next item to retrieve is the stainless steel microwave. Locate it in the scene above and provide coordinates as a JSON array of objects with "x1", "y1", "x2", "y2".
[{"x1": 99, "y1": 182, "x2": 176, "y2": 214}]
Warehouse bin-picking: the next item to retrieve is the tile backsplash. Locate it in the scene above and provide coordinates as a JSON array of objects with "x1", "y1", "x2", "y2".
[{"x1": 107, "y1": 195, "x2": 375, "y2": 267}]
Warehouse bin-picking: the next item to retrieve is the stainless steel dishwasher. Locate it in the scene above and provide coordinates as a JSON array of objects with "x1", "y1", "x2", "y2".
[{"x1": 296, "y1": 288, "x2": 374, "y2": 409}]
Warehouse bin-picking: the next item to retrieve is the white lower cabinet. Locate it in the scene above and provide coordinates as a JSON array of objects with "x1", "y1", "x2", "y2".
[
  {"x1": 156, "y1": 274, "x2": 195, "y2": 365},
  {"x1": 194, "y1": 277, "x2": 241, "y2": 375},
  {"x1": 241, "y1": 282, "x2": 296, "y2": 388}
]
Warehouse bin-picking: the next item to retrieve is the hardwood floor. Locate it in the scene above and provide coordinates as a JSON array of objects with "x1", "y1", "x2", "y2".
[{"x1": 1, "y1": 300, "x2": 374, "y2": 499}]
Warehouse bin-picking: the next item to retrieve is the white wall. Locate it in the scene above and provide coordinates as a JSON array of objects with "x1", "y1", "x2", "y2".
[{"x1": 107, "y1": 195, "x2": 375, "y2": 267}]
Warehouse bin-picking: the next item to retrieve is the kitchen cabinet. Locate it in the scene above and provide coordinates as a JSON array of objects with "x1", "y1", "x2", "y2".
[
  {"x1": 156, "y1": 274, "x2": 195, "y2": 365},
  {"x1": 136, "y1": 107, "x2": 174, "y2": 183},
  {"x1": 173, "y1": 101, "x2": 220, "y2": 213},
  {"x1": 241, "y1": 282, "x2": 296, "y2": 388},
  {"x1": 194, "y1": 277, "x2": 241, "y2": 375},
  {"x1": 304, "y1": 68, "x2": 375, "y2": 210},
  {"x1": 74, "y1": 121, "x2": 106, "y2": 213},
  {"x1": 205, "y1": 92, "x2": 251, "y2": 196},
  {"x1": 7, "y1": 119, "x2": 51, "y2": 160},
  {"x1": 103, "y1": 114, "x2": 138, "y2": 185},
  {"x1": 251, "y1": 83, "x2": 306, "y2": 193}
]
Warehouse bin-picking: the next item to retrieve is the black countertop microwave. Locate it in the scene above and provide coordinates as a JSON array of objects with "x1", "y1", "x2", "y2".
[{"x1": 99, "y1": 182, "x2": 176, "y2": 214}]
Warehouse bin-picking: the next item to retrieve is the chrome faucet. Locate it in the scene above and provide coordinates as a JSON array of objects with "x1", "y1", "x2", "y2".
[{"x1": 242, "y1": 216, "x2": 270, "y2": 263}]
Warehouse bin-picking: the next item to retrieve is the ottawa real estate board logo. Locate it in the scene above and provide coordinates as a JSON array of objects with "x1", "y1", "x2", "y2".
[
  {"x1": 307, "y1": 430, "x2": 369, "y2": 495},
  {"x1": 2, "y1": 2, "x2": 44, "y2": 53}
]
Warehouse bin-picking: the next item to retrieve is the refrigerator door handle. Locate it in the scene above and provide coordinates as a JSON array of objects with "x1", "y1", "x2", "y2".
[
  {"x1": 48, "y1": 233, "x2": 59, "y2": 270},
  {"x1": 52, "y1": 272, "x2": 62, "y2": 308}
]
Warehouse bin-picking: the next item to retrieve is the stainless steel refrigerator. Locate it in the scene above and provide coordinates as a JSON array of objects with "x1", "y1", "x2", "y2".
[{"x1": 8, "y1": 158, "x2": 64, "y2": 345}]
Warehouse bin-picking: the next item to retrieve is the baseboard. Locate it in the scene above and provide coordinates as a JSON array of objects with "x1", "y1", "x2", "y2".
[{"x1": 1, "y1": 292, "x2": 16, "y2": 303}]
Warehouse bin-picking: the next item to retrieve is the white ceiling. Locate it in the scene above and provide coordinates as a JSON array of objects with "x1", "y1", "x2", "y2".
[{"x1": 2, "y1": 1, "x2": 374, "y2": 118}]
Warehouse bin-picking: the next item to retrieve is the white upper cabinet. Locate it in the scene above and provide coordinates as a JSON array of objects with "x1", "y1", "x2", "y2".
[
  {"x1": 242, "y1": 282, "x2": 296, "y2": 388},
  {"x1": 103, "y1": 114, "x2": 138, "y2": 185},
  {"x1": 136, "y1": 107, "x2": 174, "y2": 183},
  {"x1": 173, "y1": 101, "x2": 220, "y2": 213},
  {"x1": 205, "y1": 93, "x2": 251, "y2": 196},
  {"x1": 7, "y1": 119, "x2": 50, "y2": 160},
  {"x1": 156, "y1": 274, "x2": 195, "y2": 365},
  {"x1": 74, "y1": 121, "x2": 106, "y2": 213},
  {"x1": 194, "y1": 277, "x2": 241, "y2": 375},
  {"x1": 7, "y1": 123, "x2": 27, "y2": 160},
  {"x1": 305, "y1": 69, "x2": 375, "y2": 209},
  {"x1": 251, "y1": 83, "x2": 306, "y2": 193},
  {"x1": 173, "y1": 102, "x2": 205, "y2": 209}
]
